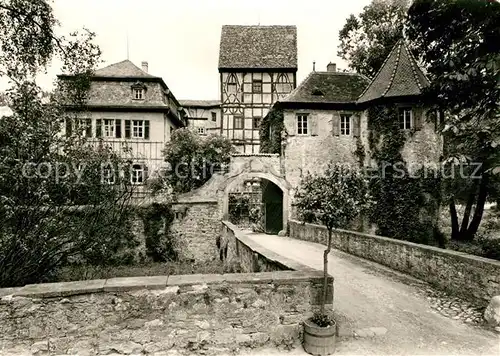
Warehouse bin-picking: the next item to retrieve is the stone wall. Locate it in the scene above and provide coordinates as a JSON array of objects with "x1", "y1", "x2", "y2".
[
  {"x1": 288, "y1": 220, "x2": 500, "y2": 305},
  {"x1": 220, "y1": 221, "x2": 320, "y2": 274},
  {"x1": 0, "y1": 272, "x2": 326, "y2": 355},
  {"x1": 170, "y1": 200, "x2": 222, "y2": 263}
]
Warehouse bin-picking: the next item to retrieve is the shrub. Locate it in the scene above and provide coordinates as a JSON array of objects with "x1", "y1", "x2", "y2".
[{"x1": 139, "y1": 203, "x2": 177, "y2": 262}]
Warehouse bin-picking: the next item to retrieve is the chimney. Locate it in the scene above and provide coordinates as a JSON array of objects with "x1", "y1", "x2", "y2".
[
  {"x1": 141, "y1": 61, "x2": 148, "y2": 73},
  {"x1": 327, "y1": 62, "x2": 337, "y2": 72}
]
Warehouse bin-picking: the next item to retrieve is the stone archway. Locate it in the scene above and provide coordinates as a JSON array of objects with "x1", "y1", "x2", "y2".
[{"x1": 221, "y1": 170, "x2": 290, "y2": 233}]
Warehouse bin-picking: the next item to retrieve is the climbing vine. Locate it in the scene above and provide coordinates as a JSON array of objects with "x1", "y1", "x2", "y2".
[
  {"x1": 367, "y1": 104, "x2": 444, "y2": 246},
  {"x1": 138, "y1": 203, "x2": 177, "y2": 262},
  {"x1": 260, "y1": 107, "x2": 284, "y2": 154}
]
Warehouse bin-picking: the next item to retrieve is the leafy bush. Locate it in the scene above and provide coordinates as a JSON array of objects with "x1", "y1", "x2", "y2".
[
  {"x1": 161, "y1": 129, "x2": 234, "y2": 194},
  {"x1": 139, "y1": 203, "x2": 177, "y2": 262}
]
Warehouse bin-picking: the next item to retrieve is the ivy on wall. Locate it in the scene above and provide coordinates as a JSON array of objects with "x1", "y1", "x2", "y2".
[
  {"x1": 138, "y1": 203, "x2": 177, "y2": 262},
  {"x1": 260, "y1": 107, "x2": 284, "y2": 154},
  {"x1": 367, "y1": 104, "x2": 444, "y2": 247}
]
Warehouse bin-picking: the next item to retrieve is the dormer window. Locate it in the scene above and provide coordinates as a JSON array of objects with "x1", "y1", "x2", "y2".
[
  {"x1": 134, "y1": 88, "x2": 144, "y2": 100},
  {"x1": 131, "y1": 82, "x2": 147, "y2": 100},
  {"x1": 311, "y1": 88, "x2": 324, "y2": 96}
]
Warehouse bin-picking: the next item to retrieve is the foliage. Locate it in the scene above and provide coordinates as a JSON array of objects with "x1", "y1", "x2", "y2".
[
  {"x1": 228, "y1": 192, "x2": 251, "y2": 224},
  {"x1": 311, "y1": 312, "x2": 335, "y2": 328},
  {"x1": 295, "y1": 163, "x2": 371, "y2": 317},
  {"x1": 295, "y1": 164, "x2": 372, "y2": 231},
  {"x1": 138, "y1": 203, "x2": 177, "y2": 262},
  {"x1": 161, "y1": 128, "x2": 234, "y2": 194},
  {"x1": 260, "y1": 107, "x2": 284, "y2": 154},
  {"x1": 407, "y1": 0, "x2": 500, "y2": 241},
  {"x1": 338, "y1": 0, "x2": 410, "y2": 78},
  {"x1": 0, "y1": 0, "x2": 138, "y2": 288},
  {"x1": 366, "y1": 104, "x2": 444, "y2": 246}
]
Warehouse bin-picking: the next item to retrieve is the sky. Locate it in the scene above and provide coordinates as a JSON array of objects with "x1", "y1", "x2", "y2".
[{"x1": 34, "y1": 0, "x2": 371, "y2": 101}]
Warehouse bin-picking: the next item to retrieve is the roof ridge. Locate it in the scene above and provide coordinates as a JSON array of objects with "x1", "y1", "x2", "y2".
[
  {"x1": 404, "y1": 42, "x2": 430, "y2": 89},
  {"x1": 381, "y1": 40, "x2": 403, "y2": 98},
  {"x1": 357, "y1": 38, "x2": 402, "y2": 100}
]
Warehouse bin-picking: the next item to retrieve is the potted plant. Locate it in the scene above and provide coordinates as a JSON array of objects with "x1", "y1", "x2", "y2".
[{"x1": 295, "y1": 163, "x2": 371, "y2": 356}]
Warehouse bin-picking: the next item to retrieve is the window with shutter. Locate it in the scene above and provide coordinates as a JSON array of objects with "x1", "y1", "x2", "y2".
[
  {"x1": 125, "y1": 120, "x2": 131, "y2": 138},
  {"x1": 96, "y1": 119, "x2": 102, "y2": 138},
  {"x1": 115, "y1": 120, "x2": 122, "y2": 138},
  {"x1": 296, "y1": 114, "x2": 308, "y2": 135},
  {"x1": 332, "y1": 114, "x2": 340, "y2": 136},
  {"x1": 353, "y1": 115, "x2": 361, "y2": 137},
  {"x1": 310, "y1": 115, "x2": 318, "y2": 136},
  {"x1": 399, "y1": 108, "x2": 413, "y2": 130},
  {"x1": 340, "y1": 115, "x2": 351, "y2": 135}
]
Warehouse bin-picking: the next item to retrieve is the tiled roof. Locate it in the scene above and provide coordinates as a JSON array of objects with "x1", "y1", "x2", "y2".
[
  {"x1": 357, "y1": 40, "x2": 430, "y2": 103},
  {"x1": 179, "y1": 100, "x2": 221, "y2": 107},
  {"x1": 93, "y1": 60, "x2": 157, "y2": 78},
  {"x1": 281, "y1": 72, "x2": 370, "y2": 104},
  {"x1": 218, "y1": 25, "x2": 297, "y2": 69}
]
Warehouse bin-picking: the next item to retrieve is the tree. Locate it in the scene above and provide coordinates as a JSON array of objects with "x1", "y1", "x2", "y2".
[
  {"x1": 407, "y1": 0, "x2": 500, "y2": 241},
  {"x1": 160, "y1": 128, "x2": 234, "y2": 194},
  {"x1": 338, "y1": 0, "x2": 410, "y2": 78},
  {"x1": 295, "y1": 164, "x2": 371, "y2": 317},
  {"x1": 0, "y1": 0, "x2": 139, "y2": 287}
]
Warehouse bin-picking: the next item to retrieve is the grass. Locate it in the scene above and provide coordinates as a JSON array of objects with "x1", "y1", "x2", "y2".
[
  {"x1": 438, "y1": 203, "x2": 500, "y2": 261},
  {"x1": 52, "y1": 259, "x2": 242, "y2": 282}
]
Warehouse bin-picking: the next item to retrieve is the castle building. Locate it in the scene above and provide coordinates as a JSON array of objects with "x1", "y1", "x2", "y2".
[
  {"x1": 179, "y1": 100, "x2": 221, "y2": 136},
  {"x1": 58, "y1": 59, "x2": 187, "y2": 185},
  {"x1": 218, "y1": 25, "x2": 298, "y2": 154},
  {"x1": 265, "y1": 40, "x2": 443, "y2": 194}
]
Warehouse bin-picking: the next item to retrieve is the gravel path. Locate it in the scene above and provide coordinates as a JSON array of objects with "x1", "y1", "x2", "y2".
[{"x1": 245, "y1": 232, "x2": 500, "y2": 355}]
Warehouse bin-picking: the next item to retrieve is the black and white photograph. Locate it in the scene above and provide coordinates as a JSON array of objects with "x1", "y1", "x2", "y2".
[{"x1": 0, "y1": 0, "x2": 499, "y2": 355}]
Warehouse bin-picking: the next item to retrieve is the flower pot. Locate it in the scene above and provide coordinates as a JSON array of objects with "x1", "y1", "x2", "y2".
[{"x1": 303, "y1": 317, "x2": 336, "y2": 356}]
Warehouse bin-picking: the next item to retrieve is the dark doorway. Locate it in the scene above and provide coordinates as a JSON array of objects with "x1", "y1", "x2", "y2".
[{"x1": 261, "y1": 180, "x2": 283, "y2": 234}]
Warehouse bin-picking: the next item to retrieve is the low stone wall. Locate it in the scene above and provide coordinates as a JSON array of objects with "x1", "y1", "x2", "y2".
[
  {"x1": 289, "y1": 220, "x2": 500, "y2": 305},
  {"x1": 0, "y1": 272, "x2": 327, "y2": 355},
  {"x1": 170, "y1": 200, "x2": 222, "y2": 263},
  {"x1": 220, "y1": 221, "x2": 320, "y2": 274}
]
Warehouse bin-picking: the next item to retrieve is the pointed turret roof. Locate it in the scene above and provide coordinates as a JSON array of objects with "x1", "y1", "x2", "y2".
[
  {"x1": 357, "y1": 40, "x2": 430, "y2": 104},
  {"x1": 93, "y1": 60, "x2": 157, "y2": 79}
]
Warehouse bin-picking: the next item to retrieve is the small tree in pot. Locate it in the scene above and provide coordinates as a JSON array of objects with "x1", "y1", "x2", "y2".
[{"x1": 295, "y1": 163, "x2": 371, "y2": 355}]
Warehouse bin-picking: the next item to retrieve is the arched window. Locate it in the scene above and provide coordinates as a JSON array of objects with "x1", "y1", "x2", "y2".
[
  {"x1": 226, "y1": 73, "x2": 238, "y2": 94},
  {"x1": 273, "y1": 73, "x2": 291, "y2": 95}
]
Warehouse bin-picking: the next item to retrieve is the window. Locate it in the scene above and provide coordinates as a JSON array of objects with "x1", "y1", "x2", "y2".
[
  {"x1": 399, "y1": 108, "x2": 413, "y2": 130},
  {"x1": 211, "y1": 112, "x2": 217, "y2": 122},
  {"x1": 297, "y1": 114, "x2": 308, "y2": 135},
  {"x1": 340, "y1": 115, "x2": 351, "y2": 135},
  {"x1": 252, "y1": 80, "x2": 262, "y2": 93},
  {"x1": 102, "y1": 165, "x2": 115, "y2": 185},
  {"x1": 234, "y1": 116, "x2": 244, "y2": 129},
  {"x1": 197, "y1": 127, "x2": 206, "y2": 135},
  {"x1": 132, "y1": 120, "x2": 144, "y2": 138},
  {"x1": 134, "y1": 88, "x2": 144, "y2": 100},
  {"x1": 227, "y1": 74, "x2": 238, "y2": 94},
  {"x1": 73, "y1": 118, "x2": 92, "y2": 137},
  {"x1": 103, "y1": 119, "x2": 115, "y2": 138},
  {"x1": 131, "y1": 164, "x2": 145, "y2": 185},
  {"x1": 274, "y1": 73, "x2": 292, "y2": 94},
  {"x1": 253, "y1": 117, "x2": 261, "y2": 129}
]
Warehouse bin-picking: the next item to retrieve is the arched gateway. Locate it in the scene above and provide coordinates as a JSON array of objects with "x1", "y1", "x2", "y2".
[
  {"x1": 219, "y1": 154, "x2": 291, "y2": 233},
  {"x1": 169, "y1": 154, "x2": 291, "y2": 262}
]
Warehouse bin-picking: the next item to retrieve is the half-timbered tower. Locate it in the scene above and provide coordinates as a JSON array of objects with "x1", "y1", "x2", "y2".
[{"x1": 218, "y1": 25, "x2": 298, "y2": 153}]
